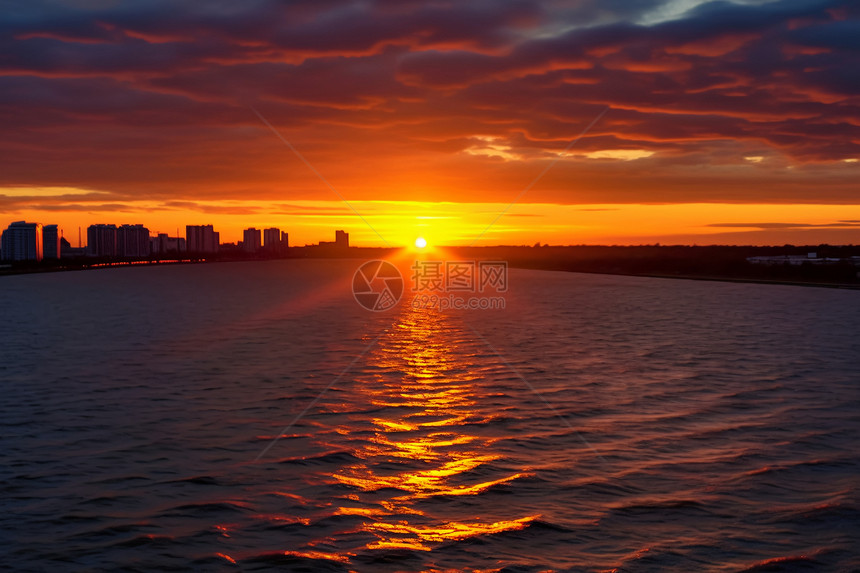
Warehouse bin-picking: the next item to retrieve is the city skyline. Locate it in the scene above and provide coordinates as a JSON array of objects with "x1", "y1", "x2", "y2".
[
  {"x1": 0, "y1": 218, "x2": 327, "y2": 262},
  {"x1": 5, "y1": 210, "x2": 860, "y2": 266}
]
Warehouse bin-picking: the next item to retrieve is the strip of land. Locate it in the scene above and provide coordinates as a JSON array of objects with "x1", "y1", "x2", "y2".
[
  {"x1": 448, "y1": 245, "x2": 860, "y2": 290},
  {"x1": 2, "y1": 245, "x2": 858, "y2": 289}
]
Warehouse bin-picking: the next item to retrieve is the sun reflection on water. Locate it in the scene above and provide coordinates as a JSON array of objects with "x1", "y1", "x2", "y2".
[{"x1": 330, "y1": 304, "x2": 537, "y2": 552}]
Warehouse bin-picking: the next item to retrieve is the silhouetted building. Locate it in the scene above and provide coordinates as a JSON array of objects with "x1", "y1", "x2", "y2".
[
  {"x1": 218, "y1": 242, "x2": 242, "y2": 256},
  {"x1": 117, "y1": 224, "x2": 150, "y2": 258},
  {"x1": 150, "y1": 233, "x2": 186, "y2": 255},
  {"x1": 319, "y1": 230, "x2": 349, "y2": 249},
  {"x1": 186, "y1": 225, "x2": 220, "y2": 254},
  {"x1": 87, "y1": 224, "x2": 117, "y2": 257},
  {"x1": 1, "y1": 221, "x2": 43, "y2": 261},
  {"x1": 263, "y1": 227, "x2": 289, "y2": 254},
  {"x1": 263, "y1": 227, "x2": 280, "y2": 249},
  {"x1": 43, "y1": 224, "x2": 60, "y2": 260},
  {"x1": 60, "y1": 237, "x2": 85, "y2": 257},
  {"x1": 243, "y1": 228, "x2": 262, "y2": 253},
  {"x1": 336, "y1": 230, "x2": 349, "y2": 248}
]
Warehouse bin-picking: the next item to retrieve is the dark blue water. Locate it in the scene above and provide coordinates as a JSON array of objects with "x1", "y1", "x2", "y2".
[{"x1": 1, "y1": 260, "x2": 858, "y2": 571}]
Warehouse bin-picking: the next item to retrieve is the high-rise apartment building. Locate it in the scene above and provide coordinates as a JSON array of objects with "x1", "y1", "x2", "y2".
[
  {"x1": 87, "y1": 224, "x2": 118, "y2": 257},
  {"x1": 42, "y1": 224, "x2": 60, "y2": 259},
  {"x1": 1, "y1": 221, "x2": 43, "y2": 261},
  {"x1": 263, "y1": 227, "x2": 281, "y2": 250},
  {"x1": 243, "y1": 228, "x2": 262, "y2": 253},
  {"x1": 261, "y1": 228, "x2": 290, "y2": 255},
  {"x1": 117, "y1": 224, "x2": 151, "y2": 258},
  {"x1": 186, "y1": 225, "x2": 220, "y2": 254},
  {"x1": 335, "y1": 230, "x2": 349, "y2": 248}
]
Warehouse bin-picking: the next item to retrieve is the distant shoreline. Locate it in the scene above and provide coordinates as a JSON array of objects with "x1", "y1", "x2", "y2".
[
  {"x1": 2, "y1": 245, "x2": 859, "y2": 290},
  {"x1": 524, "y1": 267, "x2": 860, "y2": 290}
]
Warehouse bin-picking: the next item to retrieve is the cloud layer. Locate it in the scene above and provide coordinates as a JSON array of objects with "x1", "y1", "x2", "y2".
[{"x1": 1, "y1": 0, "x2": 858, "y2": 209}]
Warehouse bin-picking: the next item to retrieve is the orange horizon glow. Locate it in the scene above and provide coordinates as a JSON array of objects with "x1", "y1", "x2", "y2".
[{"x1": 3, "y1": 189, "x2": 859, "y2": 247}]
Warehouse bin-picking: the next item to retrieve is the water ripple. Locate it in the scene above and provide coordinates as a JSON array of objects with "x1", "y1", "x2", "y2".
[{"x1": 1, "y1": 261, "x2": 857, "y2": 571}]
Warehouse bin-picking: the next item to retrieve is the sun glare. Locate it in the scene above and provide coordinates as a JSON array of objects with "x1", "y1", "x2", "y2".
[{"x1": 415, "y1": 237, "x2": 428, "y2": 249}]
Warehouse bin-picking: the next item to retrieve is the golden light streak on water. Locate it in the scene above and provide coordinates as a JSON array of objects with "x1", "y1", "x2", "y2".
[{"x1": 330, "y1": 304, "x2": 539, "y2": 551}]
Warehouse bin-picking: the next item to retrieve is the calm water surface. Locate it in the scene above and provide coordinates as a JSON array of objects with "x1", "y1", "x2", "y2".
[{"x1": 1, "y1": 260, "x2": 858, "y2": 572}]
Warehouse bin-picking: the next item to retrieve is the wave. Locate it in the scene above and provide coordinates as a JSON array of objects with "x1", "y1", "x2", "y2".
[
  {"x1": 738, "y1": 554, "x2": 822, "y2": 572},
  {"x1": 273, "y1": 450, "x2": 361, "y2": 466}
]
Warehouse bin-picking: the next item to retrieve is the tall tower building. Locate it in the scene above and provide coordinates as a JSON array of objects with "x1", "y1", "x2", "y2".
[
  {"x1": 42, "y1": 224, "x2": 60, "y2": 260},
  {"x1": 263, "y1": 227, "x2": 281, "y2": 250},
  {"x1": 186, "y1": 225, "x2": 220, "y2": 254},
  {"x1": 87, "y1": 224, "x2": 117, "y2": 257},
  {"x1": 117, "y1": 224, "x2": 151, "y2": 258},
  {"x1": 1, "y1": 221, "x2": 43, "y2": 261},
  {"x1": 335, "y1": 230, "x2": 349, "y2": 249},
  {"x1": 243, "y1": 228, "x2": 262, "y2": 253}
]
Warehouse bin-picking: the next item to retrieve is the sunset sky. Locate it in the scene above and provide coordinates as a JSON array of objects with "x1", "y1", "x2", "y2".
[{"x1": 1, "y1": 0, "x2": 858, "y2": 246}]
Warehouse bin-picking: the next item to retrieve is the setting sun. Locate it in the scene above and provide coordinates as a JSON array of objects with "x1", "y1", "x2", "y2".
[{"x1": 415, "y1": 237, "x2": 428, "y2": 249}]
